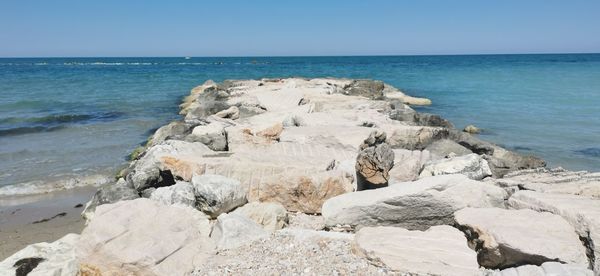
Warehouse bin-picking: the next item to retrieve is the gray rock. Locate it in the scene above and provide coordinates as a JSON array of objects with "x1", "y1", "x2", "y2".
[
  {"x1": 186, "y1": 122, "x2": 228, "y2": 151},
  {"x1": 214, "y1": 106, "x2": 240, "y2": 120},
  {"x1": 450, "y1": 131, "x2": 546, "y2": 177},
  {"x1": 508, "y1": 191, "x2": 600, "y2": 273},
  {"x1": 388, "y1": 101, "x2": 453, "y2": 128},
  {"x1": 387, "y1": 126, "x2": 451, "y2": 150},
  {"x1": 419, "y1": 153, "x2": 493, "y2": 180},
  {"x1": 463, "y1": 124, "x2": 481, "y2": 134},
  {"x1": 149, "y1": 181, "x2": 196, "y2": 207},
  {"x1": 426, "y1": 139, "x2": 473, "y2": 158},
  {"x1": 322, "y1": 174, "x2": 507, "y2": 230},
  {"x1": 82, "y1": 178, "x2": 139, "y2": 221},
  {"x1": 353, "y1": 226, "x2": 480, "y2": 276},
  {"x1": 192, "y1": 174, "x2": 248, "y2": 218},
  {"x1": 148, "y1": 120, "x2": 194, "y2": 147},
  {"x1": 0, "y1": 234, "x2": 79, "y2": 276},
  {"x1": 455, "y1": 208, "x2": 588, "y2": 269},
  {"x1": 184, "y1": 86, "x2": 231, "y2": 120},
  {"x1": 342, "y1": 79, "x2": 385, "y2": 100},
  {"x1": 493, "y1": 167, "x2": 600, "y2": 198},
  {"x1": 210, "y1": 213, "x2": 269, "y2": 250},
  {"x1": 355, "y1": 130, "x2": 395, "y2": 190},
  {"x1": 388, "y1": 149, "x2": 432, "y2": 182},
  {"x1": 232, "y1": 202, "x2": 289, "y2": 231},
  {"x1": 486, "y1": 262, "x2": 593, "y2": 276},
  {"x1": 126, "y1": 140, "x2": 214, "y2": 191}
]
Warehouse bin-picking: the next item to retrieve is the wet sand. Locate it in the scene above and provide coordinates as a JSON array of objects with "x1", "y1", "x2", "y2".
[{"x1": 0, "y1": 186, "x2": 96, "y2": 260}]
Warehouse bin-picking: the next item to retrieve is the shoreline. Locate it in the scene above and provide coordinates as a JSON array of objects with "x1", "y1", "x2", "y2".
[
  {"x1": 0, "y1": 77, "x2": 545, "y2": 261},
  {"x1": 3, "y1": 78, "x2": 598, "y2": 275},
  {"x1": 0, "y1": 186, "x2": 96, "y2": 260}
]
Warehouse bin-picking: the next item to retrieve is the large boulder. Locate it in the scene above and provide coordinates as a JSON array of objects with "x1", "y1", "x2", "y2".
[
  {"x1": 387, "y1": 149, "x2": 432, "y2": 182},
  {"x1": 508, "y1": 191, "x2": 600, "y2": 273},
  {"x1": 494, "y1": 167, "x2": 600, "y2": 198},
  {"x1": 355, "y1": 130, "x2": 395, "y2": 190},
  {"x1": 191, "y1": 174, "x2": 247, "y2": 218},
  {"x1": 486, "y1": 262, "x2": 593, "y2": 276},
  {"x1": 247, "y1": 170, "x2": 354, "y2": 214},
  {"x1": 342, "y1": 79, "x2": 385, "y2": 100},
  {"x1": 386, "y1": 125, "x2": 450, "y2": 150},
  {"x1": 232, "y1": 201, "x2": 289, "y2": 231},
  {"x1": 82, "y1": 178, "x2": 139, "y2": 221},
  {"x1": 0, "y1": 234, "x2": 79, "y2": 276},
  {"x1": 210, "y1": 213, "x2": 269, "y2": 250},
  {"x1": 148, "y1": 120, "x2": 194, "y2": 147},
  {"x1": 425, "y1": 139, "x2": 473, "y2": 158},
  {"x1": 353, "y1": 226, "x2": 480, "y2": 276},
  {"x1": 149, "y1": 181, "x2": 195, "y2": 207},
  {"x1": 186, "y1": 121, "x2": 228, "y2": 151},
  {"x1": 77, "y1": 198, "x2": 213, "y2": 276},
  {"x1": 450, "y1": 131, "x2": 546, "y2": 177},
  {"x1": 126, "y1": 140, "x2": 214, "y2": 191},
  {"x1": 419, "y1": 153, "x2": 493, "y2": 180},
  {"x1": 322, "y1": 174, "x2": 507, "y2": 230},
  {"x1": 454, "y1": 208, "x2": 588, "y2": 269}
]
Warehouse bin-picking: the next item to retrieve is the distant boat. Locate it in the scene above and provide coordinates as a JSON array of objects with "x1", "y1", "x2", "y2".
[{"x1": 184, "y1": 56, "x2": 191, "y2": 60}]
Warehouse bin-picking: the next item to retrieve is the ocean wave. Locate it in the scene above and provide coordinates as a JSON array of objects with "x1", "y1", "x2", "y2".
[
  {"x1": 0, "y1": 173, "x2": 112, "y2": 197},
  {"x1": 0, "y1": 111, "x2": 126, "y2": 137},
  {"x1": 0, "y1": 125, "x2": 65, "y2": 136}
]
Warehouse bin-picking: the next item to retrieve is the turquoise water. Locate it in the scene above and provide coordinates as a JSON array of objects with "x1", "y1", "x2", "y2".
[{"x1": 1, "y1": 55, "x2": 599, "y2": 191}]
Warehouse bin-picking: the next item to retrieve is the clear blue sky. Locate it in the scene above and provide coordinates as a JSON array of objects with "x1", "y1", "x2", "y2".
[{"x1": 1, "y1": 0, "x2": 599, "y2": 57}]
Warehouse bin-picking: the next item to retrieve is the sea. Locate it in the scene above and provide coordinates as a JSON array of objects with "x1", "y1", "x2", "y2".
[{"x1": 1, "y1": 54, "x2": 599, "y2": 196}]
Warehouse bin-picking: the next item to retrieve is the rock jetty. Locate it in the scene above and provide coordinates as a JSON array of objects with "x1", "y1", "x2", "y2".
[{"x1": 2, "y1": 78, "x2": 597, "y2": 275}]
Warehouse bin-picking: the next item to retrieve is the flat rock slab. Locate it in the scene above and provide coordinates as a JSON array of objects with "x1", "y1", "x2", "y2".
[
  {"x1": 419, "y1": 153, "x2": 493, "y2": 180},
  {"x1": 508, "y1": 190, "x2": 600, "y2": 273},
  {"x1": 455, "y1": 207, "x2": 588, "y2": 269},
  {"x1": 495, "y1": 168, "x2": 600, "y2": 198},
  {"x1": 77, "y1": 198, "x2": 213, "y2": 276},
  {"x1": 486, "y1": 261, "x2": 593, "y2": 276},
  {"x1": 322, "y1": 174, "x2": 507, "y2": 230},
  {"x1": 0, "y1": 234, "x2": 79, "y2": 276},
  {"x1": 353, "y1": 225, "x2": 480, "y2": 276}
]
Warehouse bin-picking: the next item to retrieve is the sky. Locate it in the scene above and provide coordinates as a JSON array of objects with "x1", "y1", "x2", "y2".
[{"x1": 0, "y1": 0, "x2": 599, "y2": 57}]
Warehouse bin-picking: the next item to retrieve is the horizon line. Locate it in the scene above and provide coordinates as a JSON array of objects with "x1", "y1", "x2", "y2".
[{"x1": 1, "y1": 51, "x2": 599, "y2": 59}]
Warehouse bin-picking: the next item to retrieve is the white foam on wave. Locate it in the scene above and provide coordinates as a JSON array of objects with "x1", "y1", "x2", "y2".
[{"x1": 0, "y1": 173, "x2": 112, "y2": 197}]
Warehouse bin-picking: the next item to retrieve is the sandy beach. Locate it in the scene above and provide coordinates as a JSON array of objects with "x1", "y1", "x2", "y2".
[{"x1": 0, "y1": 186, "x2": 95, "y2": 260}]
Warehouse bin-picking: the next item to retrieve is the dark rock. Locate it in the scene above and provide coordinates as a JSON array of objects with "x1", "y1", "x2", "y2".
[
  {"x1": 343, "y1": 80, "x2": 385, "y2": 100},
  {"x1": 356, "y1": 130, "x2": 395, "y2": 191},
  {"x1": 82, "y1": 178, "x2": 140, "y2": 220},
  {"x1": 14, "y1": 257, "x2": 45, "y2": 276}
]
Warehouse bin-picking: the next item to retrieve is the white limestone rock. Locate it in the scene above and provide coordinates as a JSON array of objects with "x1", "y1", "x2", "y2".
[
  {"x1": 76, "y1": 198, "x2": 213, "y2": 276},
  {"x1": 455, "y1": 207, "x2": 588, "y2": 269},
  {"x1": 508, "y1": 191, "x2": 600, "y2": 273},
  {"x1": 353, "y1": 225, "x2": 480, "y2": 276},
  {"x1": 191, "y1": 174, "x2": 247, "y2": 218},
  {"x1": 419, "y1": 153, "x2": 493, "y2": 180},
  {"x1": 322, "y1": 174, "x2": 507, "y2": 230},
  {"x1": 485, "y1": 262, "x2": 593, "y2": 276},
  {"x1": 232, "y1": 201, "x2": 289, "y2": 231},
  {"x1": 0, "y1": 234, "x2": 79, "y2": 276},
  {"x1": 149, "y1": 181, "x2": 196, "y2": 207},
  {"x1": 210, "y1": 213, "x2": 269, "y2": 250}
]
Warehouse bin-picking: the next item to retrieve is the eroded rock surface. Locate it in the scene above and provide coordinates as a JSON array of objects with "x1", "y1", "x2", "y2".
[
  {"x1": 353, "y1": 225, "x2": 480, "y2": 276},
  {"x1": 455, "y1": 207, "x2": 588, "y2": 269},
  {"x1": 322, "y1": 174, "x2": 507, "y2": 230},
  {"x1": 508, "y1": 191, "x2": 600, "y2": 272},
  {"x1": 419, "y1": 153, "x2": 493, "y2": 180},
  {"x1": 77, "y1": 198, "x2": 213, "y2": 276}
]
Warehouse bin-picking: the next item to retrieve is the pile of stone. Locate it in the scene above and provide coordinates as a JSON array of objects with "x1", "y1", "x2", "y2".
[{"x1": 2, "y1": 78, "x2": 596, "y2": 276}]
